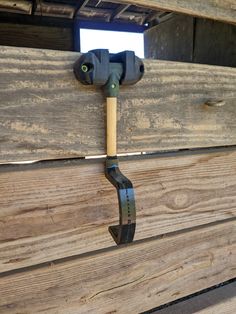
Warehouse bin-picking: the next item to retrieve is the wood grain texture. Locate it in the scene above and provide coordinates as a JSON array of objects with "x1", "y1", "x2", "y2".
[
  {"x1": 115, "y1": 0, "x2": 236, "y2": 24},
  {"x1": 155, "y1": 281, "x2": 236, "y2": 314},
  {"x1": 0, "y1": 0, "x2": 32, "y2": 14},
  {"x1": 0, "y1": 46, "x2": 236, "y2": 162},
  {"x1": 194, "y1": 18, "x2": 236, "y2": 67},
  {"x1": 144, "y1": 14, "x2": 194, "y2": 62},
  {"x1": 0, "y1": 23, "x2": 73, "y2": 51},
  {"x1": 145, "y1": 16, "x2": 236, "y2": 67},
  {"x1": 0, "y1": 148, "x2": 236, "y2": 273},
  {"x1": 0, "y1": 220, "x2": 235, "y2": 314},
  {"x1": 107, "y1": 97, "x2": 117, "y2": 156}
]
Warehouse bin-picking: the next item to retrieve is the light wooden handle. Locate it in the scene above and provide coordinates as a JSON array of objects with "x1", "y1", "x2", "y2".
[{"x1": 107, "y1": 97, "x2": 117, "y2": 157}]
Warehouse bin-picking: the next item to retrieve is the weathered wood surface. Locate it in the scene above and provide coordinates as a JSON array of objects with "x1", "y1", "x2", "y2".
[
  {"x1": 0, "y1": 46, "x2": 236, "y2": 162},
  {"x1": 0, "y1": 23, "x2": 73, "y2": 51},
  {"x1": 0, "y1": 220, "x2": 235, "y2": 313},
  {"x1": 155, "y1": 281, "x2": 236, "y2": 314},
  {"x1": 116, "y1": 0, "x2": 236, "y2": 24},
  {"x1": 144, "y1": 14, "x2": 194, "y2": 62},
  {"x1": 144, "y1": 15, "x2": 236, "y2": 67},
  {"x1": 0, "y1": 0, "x2": 31, "y2": 14},
  {"x1": 0, "y1": 148, "x2": 236, "y2": 273},
  {"x1": 194, "y1": 18, "x2": 236, "y2": 67}
]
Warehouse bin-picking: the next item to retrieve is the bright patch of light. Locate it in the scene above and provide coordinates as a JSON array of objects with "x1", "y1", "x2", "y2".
[{"x1": 80, "y1": 29, "x2": 144, "y2": 58}]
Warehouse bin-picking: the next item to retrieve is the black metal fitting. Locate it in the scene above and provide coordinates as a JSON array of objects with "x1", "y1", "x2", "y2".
[{"x1": 74, "y1": 49, "x2": 144, "y2": 97}]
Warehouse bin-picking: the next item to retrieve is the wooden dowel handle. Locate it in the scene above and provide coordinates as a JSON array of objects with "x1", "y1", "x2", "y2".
[{"x1": 107, "y1": 97, "x2": 117, "y2": 157}]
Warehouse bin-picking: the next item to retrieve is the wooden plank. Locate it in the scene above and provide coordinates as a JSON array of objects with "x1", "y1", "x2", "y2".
[
  {"x1": 34, "y1": 1, "x2": 74, "y2": 19},
  {"x1": 0, "y1": 148, "x2": 236, "y2": 273},
  {"x1": 144, "y1": 14, "x2": 194, "y2": 62},
  {"x1": 0, "y1": 11, "x2": 74, "y2": 27},
  {"x1": 0, "y1": 46, "x2": 236, "y2": 162},
  {"x1": 0, "y1": 220, "x2": 235, "y2": 313},
  {"x1": 154, "y1": 281, "x2": 236, "y2": 314},
  {"x1": 114, "y1": 0, "x2": 236, "y2": 24},
  {"x1": 110, "y1": 4, "x2": 131, "y2": 21},
  {"x1": 0, "y1": 0, "x2": 32, "y2": 14},
  {"x1": 73, "y1": 0, "x2": 90, "y2": 19},
  {"x1": 144, "y1": 16, "x2": 236, "y2": 67},
  {"x1": 194, "y1": 19, "x2": 236, "y2": 67},
  {"x1": 0, "y1": 23, "x2": 73, "y2": 51}
]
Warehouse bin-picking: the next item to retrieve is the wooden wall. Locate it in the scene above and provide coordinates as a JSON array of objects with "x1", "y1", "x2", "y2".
[
  {"x1": 0, "y1": 45, "x2": 235, "y2": 313},
  {"x1": 144, "y1": 15, "x2": 236, "y2": 67},
  {"x1": 0, "y1": 22, "x2": 74, "y2": 50},
  {"x1": 0, "y1": 1, "x2": 236, "y2": 312}
]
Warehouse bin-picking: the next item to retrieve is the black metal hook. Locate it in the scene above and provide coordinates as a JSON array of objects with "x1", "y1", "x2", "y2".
[{"x1": 105, "y1": 157, "x2": 136, "y2": 244}]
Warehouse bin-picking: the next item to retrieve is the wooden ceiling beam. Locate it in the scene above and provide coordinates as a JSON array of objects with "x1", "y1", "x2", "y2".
[
  {"x1": 144, "y1": 11, "x2": 174, "y2": 25},
  {"x1": 103, "y1": 0, "x2": 236, "y2": 25},
  {"x1": 73, "y1": 0, "x2": 90, "y2": 18},
  {"x1": 0, "y1": 0, "x2": 32, "y2": 14},
  {"x1": 109, "y1": 4, "x2": 130, "y2": 21},
  {"x1": 31, "y1": 0, "x2": 37, "y2": 16}
]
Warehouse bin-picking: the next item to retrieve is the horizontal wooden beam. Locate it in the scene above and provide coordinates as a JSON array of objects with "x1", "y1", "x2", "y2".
[
  {"x1": 110, "y1": 4, "x2": 131, "y2": 21},
  {"x1": 112, "y1": 0, "x2": 236, "y2": 24},
  {"x1": 0, "y1": 220, "x2": 235, "y2": 313},
  {"x1": 144, "y1": 15, "x2": 236, "y2": 67},
  {"x1": 76, "y1": 19, "x2": 146, "y2": 32},
  {"x1": 0, "y1": 148, "x2": 236, "y2": 272},
  {"x1": 0, "y1": 11, "x2": 74, "y2": 27},
  {"x1": 73, "y1": 0, "x2": 90, "y2": 19},
  {"x1": 0, "y1": 23, "x2": 73, "y2": 51},
  {"x1": 35, "y1": 1, "x2": 74, "y2": 19},
  {"x1": 0, "y1": 46, "x2": 236, "y2": 163},
  {"x1": 0, "y1": 0, "x2": 32, "y2": 14}
]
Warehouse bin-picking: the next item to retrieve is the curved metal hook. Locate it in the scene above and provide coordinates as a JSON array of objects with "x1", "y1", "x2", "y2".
[{"x1": 105, "y1": 157, "x2": 136, "y2": 245}]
